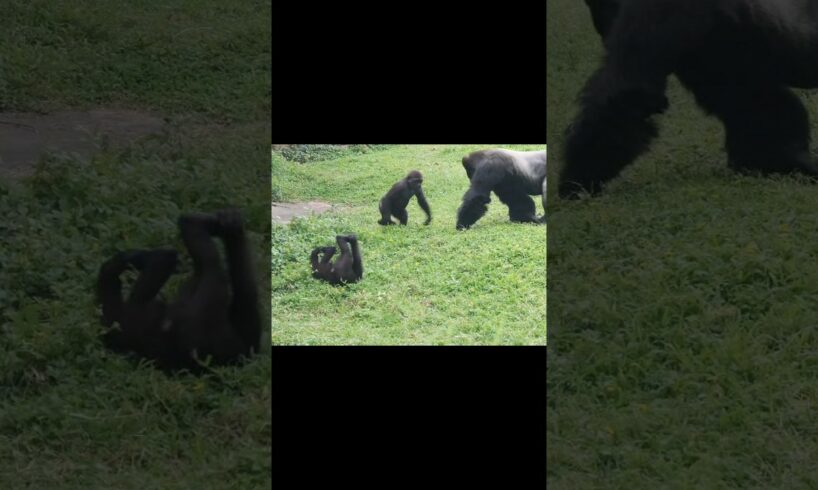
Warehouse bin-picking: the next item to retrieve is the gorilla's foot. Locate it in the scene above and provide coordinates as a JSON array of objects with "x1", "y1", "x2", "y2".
[
  {"x1": 558, "y1": 179, "x2": 602, "y2": 199},
  {"x1": 509, "y1": 214, "x2": 540, "y2": 224},
  {"x1": 790, "y1": 154, "x2": 818, "y2": 179},
  {"x1": 728, "y1": 151, "x2": 818, "y2": 180},
  {"x1": 215, "y1": 208, "x2": 244, "y2": 237}
]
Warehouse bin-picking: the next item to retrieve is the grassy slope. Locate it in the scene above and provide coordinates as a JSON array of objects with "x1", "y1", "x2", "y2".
[
  {"x1": 0, "y1": 2, "x2": 271, "y2": 488},
  {"x1": 0, "y1": 0, "x2": 270, "y2": 122},
  {"x1": 272, "y1": 145, "x2": 546, "y2": 345},
  {"x1": 548, "y1": 1, "x2": 818, "y2": 487}
]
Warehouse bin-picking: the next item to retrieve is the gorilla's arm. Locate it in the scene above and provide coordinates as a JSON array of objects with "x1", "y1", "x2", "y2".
[
  {"x1": 456, "y1": 182, "x2": 492, "y2": 230},
  {"x1": 310, "y1": 246, "x2": 336, "y2": 280},
  {"x1": 415, "y1": 186, "x2": 432, "y2": 225},
  {"x1": 310, "y1": 248, "x2": 323, "y2": 273},
  {"x1": 586, "y1": 0, "x2": 620, "y2": 38},
  {"x1": 97, "y1": 248, "x2": 177, "y2": 355},
  {"x1": 539, "y1": 152, "x2": 547, "y2": 222},
  {"x1": 97, "y1": 252, "x2": 128, "y2": 328},
  {"x1": 127, "y1": 249, "x2": 178, "y2": 304},
  {"x1": 98, "y1": 249, "x2": 178, "y2": 326}
]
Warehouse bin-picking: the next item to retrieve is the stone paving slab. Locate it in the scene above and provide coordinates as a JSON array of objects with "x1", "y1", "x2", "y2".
[
  {"x1": 271, "y1": 201, "x2": 333, "y2": 225},
  {"x1": 0, "y1": 110, "x2": 165, "y2": 177}
]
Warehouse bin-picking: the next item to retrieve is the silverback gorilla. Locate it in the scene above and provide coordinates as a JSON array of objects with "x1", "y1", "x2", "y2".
[
  {"x1": 559, "y1": 0, "x2": 818, "y2": 198},
  {"x1": 310, "y1": 234, "x2": 364, "y2": 285},
  {"x1": 456, "y1": 149, "x2": 547, "y2": 230},
  {"x1": 97, "y1": 209, "x2": 261, "y2": 373},
  {"x1": 378, "y1": 170, "x2": 432, "y2": 226}
]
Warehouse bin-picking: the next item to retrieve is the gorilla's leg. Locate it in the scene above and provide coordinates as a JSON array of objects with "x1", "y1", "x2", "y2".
[
  {"x1": 177, "y1": 214, "x2": 230, "y2": 312},
  {"x1": 347, "y1": 235, "x2": 363, "y2": 280},
  {"x1": 684, "y1": 82, "x2": 818, "y2": 176},
  {"x1": 394, "y1": 208, "x2": 408, "y2": 225},
  {"x1": 495, "y1": 187, "x2": 539, "y2": 223},
  {"x1": 378, "y1": 199, "x2": 395, "y2": 225},
  {"x1": 172, "y1": 214, "x2": 233, "y2": 365},
  {"x1": 332, "y1": 235, "x2": 356, "y2": 284},
  {"x1": 539, "y1": 177, "x2": 547, "y2": 223},
  {"x1": 216, "y1": 209, "x2": 261, "y2": 354}
]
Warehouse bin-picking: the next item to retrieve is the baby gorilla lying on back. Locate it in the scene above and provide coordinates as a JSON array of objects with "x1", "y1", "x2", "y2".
[
  {"x1": 310, "y1": 234, "x2": 363, "y2": 285},
  {"x1": 96, "y1": 209, "x2": 261, "y2": 374}
]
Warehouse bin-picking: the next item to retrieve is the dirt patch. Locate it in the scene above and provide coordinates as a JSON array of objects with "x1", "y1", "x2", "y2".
[
  {"x1": 0, "y1": 110, "x2": 166, "y2": 177},
  {"x1": 272, "y1": 201, "x2": 334, "y2": 225}
]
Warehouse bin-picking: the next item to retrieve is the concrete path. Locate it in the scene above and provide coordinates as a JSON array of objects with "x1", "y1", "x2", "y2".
[
  {"x1": 272, "y1": 201, "x2": 334, "y2": 225},
  {"x1": 0, "y1": 110, "x2": 165, "y2": 177}
]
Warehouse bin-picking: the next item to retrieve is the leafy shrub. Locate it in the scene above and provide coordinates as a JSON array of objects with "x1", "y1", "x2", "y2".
[{"x1": 278, "y1": 144, "x2": 391, "y2": 163}]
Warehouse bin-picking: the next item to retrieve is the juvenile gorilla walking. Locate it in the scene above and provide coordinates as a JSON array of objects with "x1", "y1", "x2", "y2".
[
  {"x1": 96, "y1": 209, "x2": 261, "y2": 373},
  {"x1": 560, "y1": 0, "x2": 818, "y2": 198},
  {"x1": 378, "y1": 170, "x2": 432, "y2": 226},
  {"x1": 456, "y1": 149, "x2": 547, "y2": 230},
  {"x1": 310, "y1": 234, "x2": 363, "y2": 285}
]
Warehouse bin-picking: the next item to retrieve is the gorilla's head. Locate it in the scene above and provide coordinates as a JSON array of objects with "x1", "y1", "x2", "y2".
[{"x1": 406, "y1": 170, "x2": 423, "y2": 189}]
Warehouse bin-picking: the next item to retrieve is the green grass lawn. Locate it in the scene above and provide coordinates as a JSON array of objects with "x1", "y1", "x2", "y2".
[
  {"x1": 548, "y1": 1, "x2": 818, "y2": 487},
  {"x1": 0, "y1": 0, "x2": 271, "y2": 122},
  {"x1": 0, "y1": 2, "x2": 271, "y2": 488},
  {"x1": 272, "y1": 145, "x2": 546, "y2": 345}
]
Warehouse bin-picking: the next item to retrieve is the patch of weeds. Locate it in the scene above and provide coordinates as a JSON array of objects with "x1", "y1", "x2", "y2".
[{"x1": 279, "y1": 144, "x2": 392, "y2": 163}]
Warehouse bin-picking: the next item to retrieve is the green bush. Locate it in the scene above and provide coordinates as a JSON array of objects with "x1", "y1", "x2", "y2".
[{"x1": 278, "y1": 144, "x2": 391, "y2": 163}]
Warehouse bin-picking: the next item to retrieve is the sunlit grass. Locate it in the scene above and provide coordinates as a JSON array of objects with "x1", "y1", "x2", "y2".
[{"x1": 272, "y1": 145, "x2": 546, "y2": 345}]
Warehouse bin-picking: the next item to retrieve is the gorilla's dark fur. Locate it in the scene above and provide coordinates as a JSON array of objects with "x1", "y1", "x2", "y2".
[
  {"x1": 456, "y1": 149, "x2": 547, "y2": 229},
  {"x1": 97, "y1": 209, "x2": 261, "y2": 374},
  {"x1": 560, "y1": 0, "x2": 818, "y2": 198},
  {"x1": 378, "y1": 170, "x2": 431, "y2": 226},
  {"x1": 310, "y1": 235, "x2": 363, "y2": 285},
  {"x1": 310, "y1": 246, "x2": 337, "y2": 280}
]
